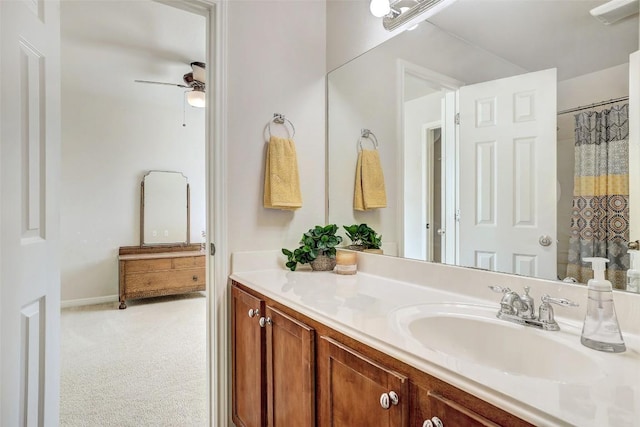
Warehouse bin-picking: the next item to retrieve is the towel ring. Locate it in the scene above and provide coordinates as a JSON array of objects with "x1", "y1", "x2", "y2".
[
  {"x1": 358, "y1": 128, "x2": 378, "y2": 151},
  {"x1": 267, "y1": 113, "x2": 296, "y2": 139}
]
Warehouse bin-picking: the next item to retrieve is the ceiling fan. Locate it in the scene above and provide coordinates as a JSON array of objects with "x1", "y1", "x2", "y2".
[{"x1": 135, "y1": 61, "x2": 206, "y2": 108}]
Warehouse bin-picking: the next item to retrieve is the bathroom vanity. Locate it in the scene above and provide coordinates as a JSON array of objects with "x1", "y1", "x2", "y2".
[
  {"x1": 232, "y1": 281, "x2": 531, "y2": 426},
  {"x1": 230, "y1": 251, "x2": 640, "y2": 427}
]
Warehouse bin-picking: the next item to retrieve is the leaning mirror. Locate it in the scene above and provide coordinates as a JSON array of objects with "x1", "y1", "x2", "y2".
[
  {"x1": 328, "y1": 0, "x2": 639, "y2": 291},
  {"x1": 141, "y1": 170, "x2": 190, "y2": 246}
]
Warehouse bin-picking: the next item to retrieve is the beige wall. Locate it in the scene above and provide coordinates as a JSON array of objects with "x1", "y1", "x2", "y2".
[
  {"x1": 226, "y1": 0, "x2": 327, "y2": 257},
  {"x1": 60, "y1": 1, "x2": 206, "y2": 302}
]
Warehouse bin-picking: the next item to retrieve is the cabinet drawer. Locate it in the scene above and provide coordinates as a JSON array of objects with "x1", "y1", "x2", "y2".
[
  {"x1": 124, "y1": 268, "x2": 205, "y2": 294},
  {"x1": 125, "y1": 258, "x2": 172, "y2": 273}
]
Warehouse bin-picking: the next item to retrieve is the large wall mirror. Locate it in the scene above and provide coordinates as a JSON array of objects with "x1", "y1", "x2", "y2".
[
  {"x1": 328, "y1": 0, "x2": 640, "y2": 292},
  {"x1": 141, "y1": 170, "x2": 190, "y2": 246}
]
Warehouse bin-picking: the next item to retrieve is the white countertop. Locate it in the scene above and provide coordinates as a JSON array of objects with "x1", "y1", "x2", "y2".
[{"x1": 230, "y1": 251, "x2": 640, "y2": 427}]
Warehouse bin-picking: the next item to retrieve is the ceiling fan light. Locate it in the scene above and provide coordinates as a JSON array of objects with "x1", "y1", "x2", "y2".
[{"x1": 187, "y1": 90, "x2": 206, "y2": 108}]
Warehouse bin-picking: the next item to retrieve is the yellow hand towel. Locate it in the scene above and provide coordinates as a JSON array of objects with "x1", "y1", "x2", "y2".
[
  {"x1": 264, "y1": 135, "x2": 302, "y2": 210},
  {"x1": 354, "y1": 149, "x2": 387, "y2": 210},
  {"x1": 354, "y1": 151, "x2": 365, "y2": 211}
]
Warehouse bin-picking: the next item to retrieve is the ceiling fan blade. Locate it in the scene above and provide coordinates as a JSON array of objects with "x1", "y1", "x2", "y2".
[
  {"x1": 191, "y1": 62, "x2": 206, "y2": 83},
  {"x1": 182, "y1": 73, "x2": 205, "y2": 92},
  {"x1": 134, "y1": 79, "x2": 189, "y2": 88}
]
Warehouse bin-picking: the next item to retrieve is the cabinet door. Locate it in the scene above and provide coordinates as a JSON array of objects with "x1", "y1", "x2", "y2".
[
  {"x1": 265, "y1": 306, "x2": 315, "y2": 426},
  {"x1": 412, "y1": 383, "x2": 511, "y2": 427},
  {"x1": 318, "y1": 336, "x2": 409, "y2": 427},
  {"x1": 232, "y1": 286, "x2": 266, "y2": 427}
]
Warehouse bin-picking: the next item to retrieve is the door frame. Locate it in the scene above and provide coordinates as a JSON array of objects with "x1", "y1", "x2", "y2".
[
  {"x1": 155, "y1": 0, "x2": 228, "y2": 425},
  {"x1": 396, "y1": 60, "x2": 462, "y2": 259}
]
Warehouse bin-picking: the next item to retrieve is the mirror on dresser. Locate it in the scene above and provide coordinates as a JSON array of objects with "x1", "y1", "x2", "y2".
[
  {"x1": 327, "y1": 0, "x2": 639, "y2": 291},
  {"x1": 118, "y1": 170, "x2": 204, "y2": 309},
  {"x1": 141, "y1": 170, "x2": 190, "y2": 246}
]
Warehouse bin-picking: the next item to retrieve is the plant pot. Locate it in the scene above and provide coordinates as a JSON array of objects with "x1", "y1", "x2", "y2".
[
  {"x1": 310, "y1": 253, "x2": 336, "y2": 271},
  {"x1": 346, "y1": 244, "x2": 365, "y2": 251},
  {"x1": 363, "y1": 248, "x2": 383, "y2": 255}
]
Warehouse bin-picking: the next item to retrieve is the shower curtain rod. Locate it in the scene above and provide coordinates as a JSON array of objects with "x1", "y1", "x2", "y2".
[{"x1": 557, "y1": 96, "x2": 629, "y2": 115}]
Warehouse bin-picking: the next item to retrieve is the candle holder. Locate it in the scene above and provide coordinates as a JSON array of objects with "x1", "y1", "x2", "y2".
[{"x1": 335, "y1": 250, "x2": 357, "y2": 275}]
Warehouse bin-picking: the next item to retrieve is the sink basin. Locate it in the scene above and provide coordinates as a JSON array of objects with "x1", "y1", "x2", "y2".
[{"x1": 391, "y1": 303, "x2": 601, "y2": 382}]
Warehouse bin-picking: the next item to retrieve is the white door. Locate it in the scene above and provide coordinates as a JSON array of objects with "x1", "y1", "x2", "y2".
[
  {"x1": 458, "y1": 68, "x2": 557, "y2": 280},
  {"x1": 628, "y1": 51, "x2": 639, "y2": 241},
  {"x1": 1, "y1": 0, "x2": 61, "y2": 425}
]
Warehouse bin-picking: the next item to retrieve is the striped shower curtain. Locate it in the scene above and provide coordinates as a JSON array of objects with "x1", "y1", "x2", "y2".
[{"x1": 566, "y1": 104, "x2": 630, "y2": 289}]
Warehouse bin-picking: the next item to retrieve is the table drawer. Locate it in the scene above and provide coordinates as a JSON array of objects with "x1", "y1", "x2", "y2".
[
  {"x1": 125, "y1": 258, "x2": 173, "y2": 273},
  {"x1": 173, "y1": 255, "x2": 205, "y2": 269},
  {"x1": 124, "y1": 267, "x2": 205, "y2": 295}
]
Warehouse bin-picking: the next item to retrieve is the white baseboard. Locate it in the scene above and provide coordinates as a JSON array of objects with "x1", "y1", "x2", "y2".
[{"x1": 61, "y1": 295, "x2": 119, "y2": 309}]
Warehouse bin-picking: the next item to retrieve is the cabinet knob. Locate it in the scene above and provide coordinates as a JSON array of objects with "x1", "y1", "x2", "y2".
[
  {"x1": 248, "y1": 308, "x2": 260, "y2": 318},
  {"x1": 389, "y1": 391, "x2": 399, "y2": 406},
  {"x1": 192, "y1": 275, "x2": 198, "y2": 281},
  {"x1": 259, "y1": 316, "x2": 272, "y2": 328},
  {"x1": 379, "y1": 391, "x2": 399, "y2": 409},
  {"x1": 423, "y1": 416, "x2": 443, "y2": 427},
  {"x1": 380, "y1": 393, "x2": 390, "y2": 409}
]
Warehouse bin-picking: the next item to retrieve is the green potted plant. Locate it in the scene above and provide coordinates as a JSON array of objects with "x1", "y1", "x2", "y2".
[
  {"x1": 343, "y1": 223, "x2": 382, "y2": 253},
  {"x1": 282, "y1": 224, "x2": 343, "y2": 271}
]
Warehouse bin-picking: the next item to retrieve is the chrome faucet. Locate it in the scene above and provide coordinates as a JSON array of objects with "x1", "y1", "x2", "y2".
[{"x1": 489, "y1": 286, "x2": 578, "y2": 331}]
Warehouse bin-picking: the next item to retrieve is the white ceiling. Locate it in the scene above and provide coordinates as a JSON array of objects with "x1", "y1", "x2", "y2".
[
  {"x1": 61, "y1": 0, "x2": 206, "y2": 101},
  {"x1": 428, "y1": 0, "x2": 638, "y2": 82}
]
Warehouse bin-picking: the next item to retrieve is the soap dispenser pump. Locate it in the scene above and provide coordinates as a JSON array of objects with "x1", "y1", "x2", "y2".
[
  {"x1": 580, "y1": 257, "x2": 626, "y2": 353},
  {"x1": 627, "y1": 250, "x2": 640, "y2": 293}
]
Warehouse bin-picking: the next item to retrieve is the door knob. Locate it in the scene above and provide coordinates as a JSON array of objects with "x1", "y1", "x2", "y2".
[{"x1": 539, "y1": 235, "x2": 552, "y2": 247}]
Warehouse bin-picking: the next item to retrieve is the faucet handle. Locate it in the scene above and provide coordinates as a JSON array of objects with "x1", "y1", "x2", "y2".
[
  {"x1": 538, "y1": 294, "x2": 579, "y2": 330},
  {"x1": 488, "y1": 285, "x2": 511, "y2": 294},
  {"x1": 541, "y1": 294, "x2": 579, "y2": 307}
]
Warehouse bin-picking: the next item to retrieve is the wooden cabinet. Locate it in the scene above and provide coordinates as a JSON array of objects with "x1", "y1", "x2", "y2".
[
  {"x1": 232, "y1": 286, "x2": 315, "y2": 427},
  {"x1": 317, "y1": 336, "x2": 408, "y2": 427},
  {"x1": 232, "y1": 286, "x2": 265, "y2": 427},
  {"x1": 231, "y1": 282, "x2": 533, "y2": 427},
  {"x1": 118, "y1": 244, "x2": 205, "y2": 309}
]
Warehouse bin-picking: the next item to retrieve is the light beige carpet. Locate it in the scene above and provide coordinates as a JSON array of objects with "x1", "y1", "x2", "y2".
[{"x1": 60, "y1": 293, "x2": 208, "y2": 426}]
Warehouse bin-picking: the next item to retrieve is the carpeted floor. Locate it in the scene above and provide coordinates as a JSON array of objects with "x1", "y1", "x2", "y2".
[{"x1": 60, "y1": 293, "x2": 208, "y2": 426}]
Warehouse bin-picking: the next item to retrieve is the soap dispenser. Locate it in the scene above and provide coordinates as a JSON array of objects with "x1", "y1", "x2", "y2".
[
  {"x1": 580, "y1": 257, "x2": 626, "y2": 353},
  {"x1": 627, "y1": 250, "x2": 640, "y2": 293}
]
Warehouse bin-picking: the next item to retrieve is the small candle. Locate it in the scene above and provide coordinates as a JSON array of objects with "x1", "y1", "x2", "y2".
[{"x1": 335, "y1": 250, "x2": 357, "y2": 275}]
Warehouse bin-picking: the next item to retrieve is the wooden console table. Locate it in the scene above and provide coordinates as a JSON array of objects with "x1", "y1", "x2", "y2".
[{"x1": 118, "y1": 244, "x2": 205, "y2": 309}]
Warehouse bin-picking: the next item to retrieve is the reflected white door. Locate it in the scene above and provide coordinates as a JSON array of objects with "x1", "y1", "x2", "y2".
[
  {"x1": 1, "y1": 0, "x2": 61, "y2": 425},
  {"x1": 458, "y1": 68, "x2": 557, "y2": 280}
]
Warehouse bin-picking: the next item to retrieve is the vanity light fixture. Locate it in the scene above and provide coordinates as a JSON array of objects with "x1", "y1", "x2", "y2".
[
  {"x1": 370, "y1": 0, "x2": 391, "y2": 17},
  {"x1": 590, "y1": 0, "x2": 639, "y2": 25},
  {"x1": 379, "y1": 0, "x2": 458, "y2": 31}
]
